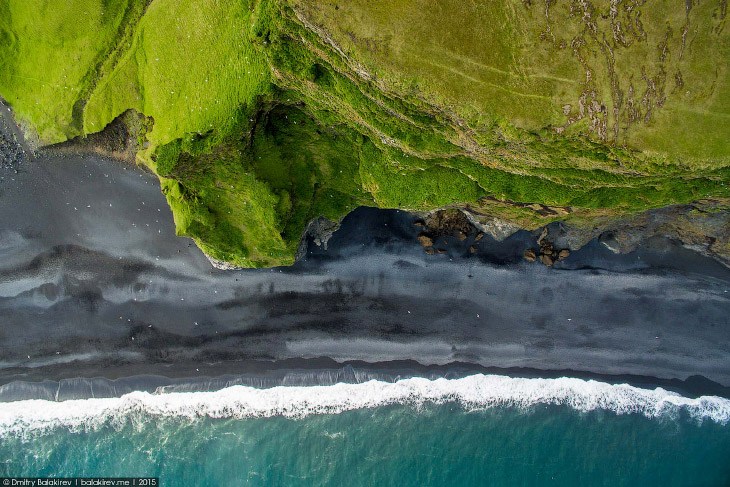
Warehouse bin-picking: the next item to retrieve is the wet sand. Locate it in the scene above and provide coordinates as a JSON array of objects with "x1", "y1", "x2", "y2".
[{"x1": 1, "y1": 107, "x2": 729, "y2": 401}]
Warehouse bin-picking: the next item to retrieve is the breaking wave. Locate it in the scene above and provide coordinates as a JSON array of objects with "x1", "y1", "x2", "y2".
[{"x1": 1, "y1": 374, "x2": 728, "y2": 437}]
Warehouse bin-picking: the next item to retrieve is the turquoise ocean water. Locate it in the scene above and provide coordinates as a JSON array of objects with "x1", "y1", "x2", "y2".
[{"x1": 1, "y1": 375, "x2": 729, "y2": 486}]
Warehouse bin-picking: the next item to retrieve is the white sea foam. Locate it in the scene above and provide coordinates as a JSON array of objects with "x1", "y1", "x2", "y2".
[{"x1": 0, "y1": 374, "x2": 728, "y2": 437}]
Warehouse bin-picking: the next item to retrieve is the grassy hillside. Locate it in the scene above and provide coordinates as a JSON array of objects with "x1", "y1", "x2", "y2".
[
  {"x1": 1, "y1": 0, "x2": 728, "y2": 267},
  {"x1": 290, "y1": 0, "x2": 729, "y2": 162},
  {"x1": 0, "y1": 0, "x2": 147, "y2": 142},
  {"x1": 83, "y1": 0, "x2": 271, "y2": 150}
]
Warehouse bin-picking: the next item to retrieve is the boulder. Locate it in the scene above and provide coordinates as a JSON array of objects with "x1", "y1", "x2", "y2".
[
  {"x1": 417, "y1": 233, "x2": 434, "y2": 247},
  {"x1": 540, "y1": 253, "x2": 554, "y2": 266}
]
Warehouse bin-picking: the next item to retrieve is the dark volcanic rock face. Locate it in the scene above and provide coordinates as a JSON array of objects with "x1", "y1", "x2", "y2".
[
  {"x1": 417, "y1": 204, "x2": 730, "y2": 268},
  {"x1": 531, "y1": 203, "x2": 730, "y2": 267}
]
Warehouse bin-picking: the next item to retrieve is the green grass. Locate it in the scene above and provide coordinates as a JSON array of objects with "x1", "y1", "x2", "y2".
[
  {"x1": 1, "y1": 0, "x2": 728, "y2": 267},
  {"x1": 0, "y1": 0, "x2": 144, "y2": 142},
  {"x1": 289, "y1": 0, "x2": 729, "y2": 164},
  {"x1": 154, "y1": 103, "x2": 376, "y2": 267},
  {"x1": 83, "y1": 0, "x2": 272, "y2": 154}
]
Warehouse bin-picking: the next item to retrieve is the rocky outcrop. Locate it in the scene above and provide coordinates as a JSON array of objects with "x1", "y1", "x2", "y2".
[
  {"x1": 206, "y1": 255, "x2": 246, "y2": 271},
  {"x1": 544, "y1": 200, "x2": 730, "y2": 266},
  {"x1": 462, "y1": 209, "x2": 521, "y2": 241},
  {"x1": 416, "y1": 201, "x2": 730, "y2": 268},
  {"x1": 47, "y1": 109, "x2": 150, "y2": 163},
  {"x1": 600, "y1": 202, "x2": 730, "y2": 263},
  {"x1": 295, "y1": 216, "x2": 341, "y2": 261}
]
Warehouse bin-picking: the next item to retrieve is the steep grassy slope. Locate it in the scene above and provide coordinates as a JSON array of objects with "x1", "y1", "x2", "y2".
[
  {"x1": 290, "y1": 0, "x2": 729, "y2": 162},
  {"x1": 1, "y1": 0, "x2": 728, "y2": 267},
  {"x1": 0, "y1": 0, "x2": 147, "y2": 142},
  {"x1": 154, "y1": 103, "x2": 377, "y2": 266},
  {"x1": 83, "y1": 0, "x2": 271, "y2": 151}
]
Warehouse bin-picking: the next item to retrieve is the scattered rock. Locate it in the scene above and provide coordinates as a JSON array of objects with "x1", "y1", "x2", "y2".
[
  {"x1": 424, "y1": 208, "x2": 473, "y2": 238},
  {"x1": 474, "y1": 232, "x2": 484, "y2": 242},
  {"x1": 456, "y1": 231, "x2": 467, "y2": 241},
  {"x1": 523, "y1": 249, "x2": 536, "y2": 262},
  {"x1": 540, "y1": 254, "x2": 555, "y2": 266},
  {"x1": 532, "y1": 226, "x2": 575, "y2": 267},
  {"x1": 417, "y1": 233, "x2": 434, "y2": 247},
  {"x1": 468, "y1": 245, "x2": 477, "y2": 254}
]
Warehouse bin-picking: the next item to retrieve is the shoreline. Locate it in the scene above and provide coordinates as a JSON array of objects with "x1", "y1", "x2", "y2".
[{"x1": 2, "y1": 358, "x2": 730, "y2": 403}]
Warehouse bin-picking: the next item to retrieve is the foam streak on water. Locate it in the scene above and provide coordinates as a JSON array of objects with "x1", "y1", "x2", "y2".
[{"x1": 1, "y1": 374, "x2": 728, "y2": 437}]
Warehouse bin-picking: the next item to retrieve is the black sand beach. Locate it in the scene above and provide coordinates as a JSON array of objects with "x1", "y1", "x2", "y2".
[{"x1": 1, "y1": 106, "x2": 729, "y2": 401}]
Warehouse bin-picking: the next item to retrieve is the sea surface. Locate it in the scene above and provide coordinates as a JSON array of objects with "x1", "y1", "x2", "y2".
[
  {"x1": 2, "y1": 375, "x2": 730, "y2": 486},
  {"x1": 1, "y1": 107, "x2": 730, "y2": 485}
]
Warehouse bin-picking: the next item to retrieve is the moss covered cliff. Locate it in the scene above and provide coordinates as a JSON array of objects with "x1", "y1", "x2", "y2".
[{"x1": 1, "y1": 0, "x2": 728, "y2": 267}]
